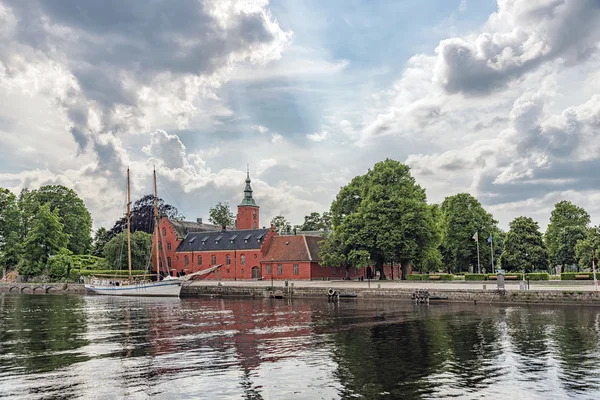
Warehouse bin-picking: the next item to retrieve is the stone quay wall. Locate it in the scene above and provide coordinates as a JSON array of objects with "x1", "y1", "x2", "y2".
[
  {"x1": 181, "y1": 284, "x2": 600, "y2": 305},
  {"x1": 0, "y1": 282, "x2": 87, "y2": 294}
]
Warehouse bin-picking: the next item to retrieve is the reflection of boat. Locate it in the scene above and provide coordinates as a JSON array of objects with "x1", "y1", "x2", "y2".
[{"x1": 85, "y1": 168, "x2": 222, "y2": 297}]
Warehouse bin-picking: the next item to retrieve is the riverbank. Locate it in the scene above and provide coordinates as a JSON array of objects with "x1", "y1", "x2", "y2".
[
  {"x1": 3, "y1": 280, "x2": 600, "y2": 305},
  {"x1": 184, "y1": 279, "x2": 600, "y2": 305}
]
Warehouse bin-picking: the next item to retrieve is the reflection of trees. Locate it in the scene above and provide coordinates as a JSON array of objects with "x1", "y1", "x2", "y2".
[
  {"x1": 329, "y1": 306, "x2": 503, "y2": 399},
  {"x1": 505, "y1": 308, "x2": 552, "y2": 376},
  {"x1": 551, "y1": 308, "x2": 600, "y2": 394},
  {"x1": 2, "y1": 295, "x2": 90, "y2": 374}
]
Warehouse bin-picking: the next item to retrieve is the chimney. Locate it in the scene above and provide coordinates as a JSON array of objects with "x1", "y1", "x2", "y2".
[
  {"x1": 221, "y1": 225, "x2": 226, "y2": 231},
  {"x1": 197, "y1": 217, "x2": 202, "y2": 224}
]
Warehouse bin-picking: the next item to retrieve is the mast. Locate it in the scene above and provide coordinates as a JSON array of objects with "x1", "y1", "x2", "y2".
[
  {"x1": 153, "y1": 166, "x2": 160, "y2": 277},
  {"x1": 126, "y1": 167, "x2": 132, "y2": 280}
]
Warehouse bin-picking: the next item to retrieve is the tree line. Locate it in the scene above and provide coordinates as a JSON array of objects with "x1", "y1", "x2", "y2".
[
  {"x1": 2, "y1": 159, "x2": 598, "y2": 280},
  {"x1": 0, "y1": 186, "x2": 184, "y2": 278}
]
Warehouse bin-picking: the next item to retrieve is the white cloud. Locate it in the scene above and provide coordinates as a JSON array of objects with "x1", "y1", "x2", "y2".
[
  {"x1": 252, "y1": 125, "x2": 269, "y2": 133},
  {"x1": 307, "y1": 130, "x2": 328, "y2": 142}
]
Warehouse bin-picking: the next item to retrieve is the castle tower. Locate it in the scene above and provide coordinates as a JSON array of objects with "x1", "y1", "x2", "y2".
[{"x1": 236, "y1": 166, "x2": 259, "y2": 230}]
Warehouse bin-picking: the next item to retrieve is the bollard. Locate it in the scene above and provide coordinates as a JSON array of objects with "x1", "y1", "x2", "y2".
[
  {"x1": 377, "y1": 284, "x2": 381, "y2": 289},
  {"x1": 483, "y1": 284, "x2": 486, "y2": 290}
]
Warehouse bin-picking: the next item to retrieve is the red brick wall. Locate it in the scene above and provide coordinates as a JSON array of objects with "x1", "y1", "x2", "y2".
[
  {"x1": 171, "y1": 249, "x2": 263, "y2": 280},
  {"x1": 260, "y1": 260, "x2": 312, "y2": 280},
  {"x1": 152, "y1": 217, "x2": 184, "y2": 276},
  {"x1": 236, "y1": 205, "x2": 259, "y2": 230}
]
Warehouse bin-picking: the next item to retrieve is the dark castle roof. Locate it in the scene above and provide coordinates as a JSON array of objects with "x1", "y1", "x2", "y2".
[
  {"x1": 176, "y1": 228, "x2": 270, "y2": 252},
  {"x1": 169, "y1": 219, "x2": 227, "y2": 240}
]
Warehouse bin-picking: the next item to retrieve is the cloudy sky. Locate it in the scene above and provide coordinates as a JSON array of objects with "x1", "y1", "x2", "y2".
[{"x1": 1, "y1": 0, "x2": 600, "y2": 232}]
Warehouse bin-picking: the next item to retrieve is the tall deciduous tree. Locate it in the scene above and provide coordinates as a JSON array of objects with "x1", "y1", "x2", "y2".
[
  {"x1": 329, "y1": 159, "x2": 437, "y2": 279},
  {"x1": 18, "y1": 203, "x2": 70, "y2": 276},
  {"x1": 208, "y1": 201, "x2": 234, "y2": 229},
  {"x1": 319, "y1": 231, "x2": 370, "y2": 279},
  {"x1": 0, "y1": 188, "x2": 21, "y2": 268},
  {"x1": 103, "y1": 231, "x2": 153, "y2": 270},
  {"x1": 574, "y1": 226, "x2": 600, "y2": 270},
  {"x1": 92, "y1": 227, "x2": 111, "y2": 257},
  {"x1": 270, "y1": 215, "x2": 292, "y2": 234},
  {"x1": 299, "y1": 211, "x2": 332, "y2": 231},
  {"x1": 110, "y1": 195, "x2": 184, "y2": 236},
  {"x1": 439, "y1": 193, "x2": 498, "y2": 274},
  {"x1": 545, "y1": 201, "x2": 590, "y2": 269},
  {"x1": 27, "y1": 185, "x2": 92, "y2": 254},
  {"x1": 501, "y1": 216, "x2": 548, "y2": 273}
]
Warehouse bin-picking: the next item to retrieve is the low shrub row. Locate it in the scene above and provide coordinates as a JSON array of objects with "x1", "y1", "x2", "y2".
[
  {"x1": 560, "y1": 272, "x2": 595, "y2": 280},
  {"x1": 465, "y1": 274, "x2": 487, "y2": 281},
  {"x1": 407, "y1": 274, "x2": 455, "y2": 281},
  {"x1": 525, "y1": 273, "x2": 550, "y2": 281},
  {"x1": 69, "y1": 269, "x2": 149, "y2": 281}
]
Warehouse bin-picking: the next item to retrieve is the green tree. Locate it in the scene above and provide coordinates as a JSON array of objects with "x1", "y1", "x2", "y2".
[
  {"x1": 110, "y1": 194, "x2": 184, "y2": 236},
  {"x1": 48, "y1": 249, "x2": 74, "y2": 280},
  {"x1": 18, "y1": 203, "x2": 70, "y2": 277},
  {"x1": 103, "y1": 231, "x2": 153, "y2": 270},
  {"x1": 319, "y1": 231, "x2": 370, "y2": 279},
  {"x1": 299, "y1": 211, "x2": 332, "y2": 231},
  {"x1": 439, "y1": 193, "x2": 498, "y2": 274},
  {"x1": 501, "y1": 216, "x2": 549, "y2": 273},
  {"x1": 209, "y1": 201, "x2": 235, "y2": 229},
  {"x1": 0, "y1": 188, "x2": 21, "y2": 268},
  {"x1": 574, "y1": 226, "x2": 600, "y2": 270},
  {"x1": 545, "y1": 201, "x2": 590, "y2": 270},
  {"x1": 27, "y1": 185, "x2": 92, "y2": 254},
  {"x1": 329, "y1": 159, "x2": 437, "y2": 279},
  {"x1": 91, "y1": 227, "x2": 111, "y2": 257},
  {"x1": 271, "y1": 215, "x2": 292, "y2": 234}
]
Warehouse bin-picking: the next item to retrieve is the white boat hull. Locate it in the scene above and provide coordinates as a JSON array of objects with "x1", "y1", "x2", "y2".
[{"x1": 85, "y1": 280, "x2": 183, "y2": 297}]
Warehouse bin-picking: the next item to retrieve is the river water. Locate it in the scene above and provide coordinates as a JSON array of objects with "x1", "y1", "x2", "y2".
[{"x1": 1, "y1": 294, "x2": 600, "y2": 399}]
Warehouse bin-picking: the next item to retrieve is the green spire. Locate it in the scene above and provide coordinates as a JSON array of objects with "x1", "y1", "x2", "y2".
[{"x1": 240, "y1": 165, "x2": 257, "y2": 206}]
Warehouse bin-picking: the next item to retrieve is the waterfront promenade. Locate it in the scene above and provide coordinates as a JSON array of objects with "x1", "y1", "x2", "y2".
[{"x1": 189, "y1": 278, "x2": 600, "y2": 292}]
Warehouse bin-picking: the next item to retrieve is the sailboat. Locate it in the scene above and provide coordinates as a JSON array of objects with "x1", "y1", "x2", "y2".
[{"x1": 85, "y1": 167, "x2": 220, "y2": 297}]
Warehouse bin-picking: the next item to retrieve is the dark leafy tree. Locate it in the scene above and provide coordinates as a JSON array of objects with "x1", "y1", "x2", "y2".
[
  {"x1": 501, "y1": 216, "x2": 549, "y2": 273},
  {"x1": 103, "y1": 231, "x2": 153, "y2": 270},
  {"x1": 91, "y1": 227, "x2": 111, "y2": 257},
  {"x1": 18, "y1": 203, "x2": 69, "y2": 276},
  {"x1": 545, "y1": 201, "x2": 590, "y2": 269},
  {"x1": 0, "y1": 188, "x2": 21, "y2": 268},
  {"x1": 574, "y1": 226, "x2": 600, "y2": 270},
  {"x1": 328, "y1": 159, "x2": 437, "y2": 279},
  {"x1": 271, "y1": 215, "x2": 292, "y2": 234},
  {"x1": 439, "y1": 193, "x2": 498, "y2": 274},
  {"x1": 110, "y1": 195, "x2": 183, "y2": 237},
  {"x1": 209, "y1": 201, "x2": 235, "y2": 229},
  {"x1": 26, "y1": 185, "x2": 92, "y2": 254},
  {"x1": 319, "y1": 231, "x2": 370, "y2": 279},
  {"x1": 299, "y1": 211, "x2": 332, "y2": 231}
]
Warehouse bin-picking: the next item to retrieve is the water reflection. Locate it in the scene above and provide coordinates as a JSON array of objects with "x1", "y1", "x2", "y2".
[{"x1": 1, "y1": 294, "x2": 600, "y2": 399}]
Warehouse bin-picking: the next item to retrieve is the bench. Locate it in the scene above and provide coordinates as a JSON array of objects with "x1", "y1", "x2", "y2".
[
  {"x1": 576, "y1": 275, "x2": 591, "y2": 280},
  {"x1": 488, "y1": 275, "x2": 518, "y2": 280},
  {"x1": 429, "y1": 275, "x2": 441, "y2": 280}
]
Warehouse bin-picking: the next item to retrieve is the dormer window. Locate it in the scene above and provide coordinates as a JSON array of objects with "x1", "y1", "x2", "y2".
[
  {"x1": 230, "y1": 234, "x2": 238, "y2": 243},
  {"x1": 244, "y1": 233, "x2": 251, "y2": 243},
  {"x1": 215, "y1": 235, "x2": 223, "y2": 243}
]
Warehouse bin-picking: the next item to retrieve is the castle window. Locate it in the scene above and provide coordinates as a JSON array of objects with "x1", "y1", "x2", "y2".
[
  {"x1": 211, "y1": 255, "x2": 216, "y2": 265},
  {"x1": 277, "y1": 264, "x2": 283, "y2": 275},
  {"x1": 254, "y1": 254, "x2": 257, "y2": 259},
  {"x1": 266, "y1": 264, "x2": 272, "y2": 274},
  {"x1": 253, "y1": 210, "x2": 256, "y2": 219},
  {"x1": 294, "y1": 264, "x2": 299, "y2": 275},
  {"x1": 240, "y1": 255, "x2": 246, "y2": 265},
  {"x1": 226, "y1": 255, "x2": 231, "y2": 265},
  {"x1": 184, "y1": 255, "x2": 189, "y2": 266},
  {"x1": 167, "y1": 242, "x2": 172, "y2": 251},
  {"x1": 253, "y1": 222, "x2": 257, "y2": 229},
  {"x1": 197, "y1": 256, "x2": 202, "y2": 266},
  {"x1": 158, "y1": 242, "x2": 162, "y2": 251},
  {"x1": 162, "y1": 227, "x2": 166, "y2": 237},
  {"x1": 167, "y1": 257, "x2": 171, "y2": 268}
]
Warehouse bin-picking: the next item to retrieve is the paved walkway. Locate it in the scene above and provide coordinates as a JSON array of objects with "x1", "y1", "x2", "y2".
[{"x1": 189, "y1": 279, "x2": 600, "y2": 292}]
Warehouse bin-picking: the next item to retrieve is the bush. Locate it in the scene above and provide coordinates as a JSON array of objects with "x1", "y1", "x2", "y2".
[
  {"x1": 48, "y1": 254, "x2": 73, "y2": 280},
  {"x1": 465, "y1": 274, "x2": 487, "y2": 281},
  {"x1": 550, "y1": 275, "x2": 560, "y2": 280},
  {"x1": 525, "y1": 273, "x2": 550, "y2": 281},
  {"x1": 70, "y1": 255, "x2": 109, "y2": 270},
  {"x1": 561, "y1": 272, "x2": 594, "y2": 280},
  {"x1": 435, "y1": 274, "x2": 455, "y2": 281},
  {"x1": 69, "y1": 269, "x2": 149, "y2": 281},
  {"x1": 487, "y1": 273, "x2": 523, "y2": 280},
  {"x1": 407, "y1": 274, "x2": 424, "y2": 281}
]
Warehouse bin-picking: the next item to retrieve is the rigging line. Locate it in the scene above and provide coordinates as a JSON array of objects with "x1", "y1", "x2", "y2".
[
  {"x1": 156, "y1": 174, "x2": 186, "y2": 219},
  {"x1": 116, "y1": 177, "x2": 128, "y2": 271}
]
